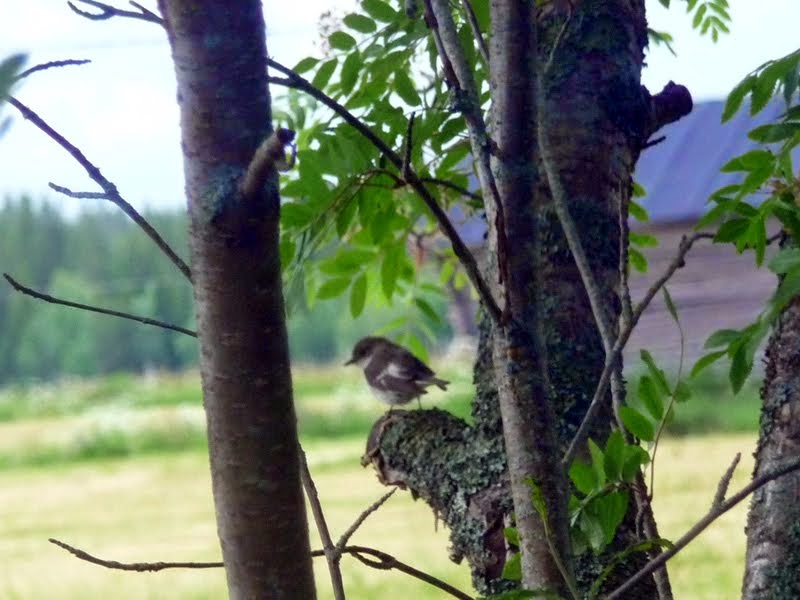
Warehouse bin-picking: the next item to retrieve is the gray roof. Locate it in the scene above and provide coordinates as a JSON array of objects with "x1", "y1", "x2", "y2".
[
  {"x1": 454, "y1": 98, "x2": 791, "y2": 243},
  {"x1": 636, "y1": 98, "x2": 789, "y2": 223}
]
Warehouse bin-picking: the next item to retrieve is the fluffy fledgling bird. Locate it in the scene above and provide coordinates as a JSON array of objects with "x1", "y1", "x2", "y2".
[{"x1": 345, "y1": 336, "x2": 449, "y2": 408}]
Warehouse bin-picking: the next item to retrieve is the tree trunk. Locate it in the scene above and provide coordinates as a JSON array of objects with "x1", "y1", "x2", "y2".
[
  {"x1": 742, "y1": 290, "x2": 800, "y2": 599},
  {"x1": 365, "y1": 1, "x2": 690, "y2": 596},
  {"x1": 158, "y1": 2, "x2": 315, "y2": 598}
]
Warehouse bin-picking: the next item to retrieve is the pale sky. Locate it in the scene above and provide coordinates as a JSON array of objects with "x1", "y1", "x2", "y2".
[{"x1": 1, "y1": 0, "x2": 799, "y2": 213}]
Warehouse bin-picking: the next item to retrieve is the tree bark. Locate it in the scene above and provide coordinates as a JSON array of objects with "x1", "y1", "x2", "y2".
[
  {"x1": 488, "y1": 0, "x2": 573, "y2": 592},
  {"x1": 742, "y1": 291, "x2": 800, "y2": 599},
  {"x1": 366, "y1": 1, "x2": 691, "y2": 597},
  {"x1": 157, "y1": 2, "x2": 315, "y2": 598}
]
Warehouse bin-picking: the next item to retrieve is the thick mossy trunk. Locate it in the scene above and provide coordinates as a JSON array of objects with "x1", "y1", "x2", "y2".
[
  {"x1": 366, "y1": 1, "x2": 690, "y2": 596},
  {"x1": 742, "y1": 291, "x2": 800, "y2": 599}
]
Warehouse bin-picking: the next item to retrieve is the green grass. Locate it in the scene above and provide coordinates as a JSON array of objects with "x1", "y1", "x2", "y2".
[
  {"x1": 0, "y1": 366, "x2": 767, "y2": 598},
  {"x1": 0, "y1": 432, "x2": 759, "y2": 599}
]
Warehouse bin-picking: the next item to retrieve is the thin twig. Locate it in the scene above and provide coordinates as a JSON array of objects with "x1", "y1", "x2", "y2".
[
  {"x1": 459, "y1": 0, "x2": 490, "y2": 69},
  {"x1": 299, "y1": 449, "x2": 346, "y2": 600},
  {"x1": 4, "y1": 274, "x2": 196, "y2": 337},
  {"x1": 15, "y1": 59, "x2": 91, "y2": 81},
  {"x1": 49, "y1": 183, "x2": 109, "y2": 199},
  {"x1": 712, "y1": 453, "x2": 741, "y2": 508},
  {"x1": 67, "y1": 0, "x2": 163, "y2": 24},
  {"x1": 402, "y1": 112, "x2": 415, "y2": 181},
  {"x1": 266, "y1": 59, "x2": 502, "y2": 323},
  {"x1": 648, "y1": 287, "x2": 685, "y2": 502},
  {"x1": 345, "y1": 545, "x2": 474, "y2": 600},
  {"x1": 563, "y1": 232, "x2": 714, "y2": 468},
  {"x1": 426, "y1": 0, "x2": 510, "y2": 305},
  {"x1": 8, "y1": 97, "x2": 192, "y2": 281},
  {"x1": 48, "y1": 538, "x2": 473, "y2": 600},
  {"x1": 336, "y1": 489, "x2": 396, "y2": 552},
  {"x1": 605, "y1": 455, "x2": 800, "y2": 600},
  {"x1": 419, "y1": 177, "x2": 482, "y2": 201},
  {"x1": 49, "y1": 538, "x2": 221, "y2": 571}
]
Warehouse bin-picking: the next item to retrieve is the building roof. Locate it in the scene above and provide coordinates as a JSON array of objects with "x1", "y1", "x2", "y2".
[{"x1": 635, "y1": 98, "x2": 790, "y2": 223}]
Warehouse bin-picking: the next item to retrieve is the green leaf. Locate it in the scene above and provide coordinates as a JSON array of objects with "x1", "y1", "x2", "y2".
[
  {"x1": 312, "y1": 58, "x2": 338, "y2": 90},
  {"x1": 569, "y1": 459, "x2": 597, "y2": 495},
  {"x1": 620, "y1": 406, "x2": 655, "y2": 442},
  {"x1": 769, "y1": 248, "x2": 800, "y2": 274},
  {"x1": 729, "y1": 344, "x2": 753, "y2": 394},
  {"x1": 0, "y1": 53, "x2": 26, "y2": 95},
  {"x1": 393, "y1": 69, "x2": 421, "y2": 106},
  {"x1": 340, "y1": 51, "x2": 362, "y2": 95},
  {"x1": 674, "y1": 380, "x2": 692, "y2": 403},
  {"x1": 361, "y1": 0, "x2": 398, "y2": 22},
  {"x1": 628, "y1": 199, "x2": 649, "y2": 222},
  {"x1": 281, "y1": 203, "x2": 315, "y2": 228},
  {"x1": 588, "y1": 439, "x2": 606, "y2": 487},
  {"x1": 640, "y1": 350, "x2": 671, "y2": 396},
  {"x1": 714, "y1": 218, "x2": 750, "y2": 244},
  {"x1": 691, "y1": 350, "x2": 727, "y2": 377},
  {"x1": 663, "y1": 287, "x2": 679, "y2": 324},
  {"x1": 770, "y1": 269, "x2": 800, "y2": 314},
  {"x1": 414, "y1": 297, "x2": 442, "y2": 325},
  {"x1": 720, "y1": 149, "x2": 774, "y2": 173},
  {"x1": 292, "y1": 57, "x2": 319, "y2": 74},
  {"x1": 501, "y1": 552, "x2": 521, "y2": 581},
  {"x1": 329, "y1": 31, "x2": 357, "y2": 51},
  {"x1": 603, "y1": 430, "x2": 625, "y2": 482},
  {"x1": 380, "y1": 248, "x2": 402, "y2": 299},
  {"x1": 343, "y1": 13, "x2": 377, "y2": 33},
  {"x1": 592, "y1": 490, "x2": 629, "y2": 546},
  {"x1": 316, "y1": 277, "x2": 352, "y2": 300},
  {"x1": 749, "y1": 123, "x2": 800, "y2": 144},
  {"x1": 704, "y1": 328, "x2": 741, "y2": 349},
  {"x1": 279, "y1": 237, "x2": 295, "y2": 269},
  {"x1": 622, "y1": 446, "x2": 650, "y2": 482},
  {"x1": 723, "y1": 75, "x2": 755, "y2": 122},
  {"x1": 580, "y1": 510, "x2": 607, "y2": 553},
  {"x1": 350, "y1": 273, "x2": 367, "y2": 317},
  {"x1": 629, "y1": 247, "x2": 648, "y2": 273},
  {"x1": 629, "y1": 232, "x2": 658, "y2": 248},
  {"x1": 638, "y1": 375, "x2": 664, "y2": 421}
]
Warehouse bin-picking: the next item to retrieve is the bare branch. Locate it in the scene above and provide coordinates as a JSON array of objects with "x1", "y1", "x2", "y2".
[
  {"x1": 67, "y1": 0, "x2": 163, "y2": 25},
  {"x1": 419, "y1": 177, "x2": 482, "y2": 202},
  {"x1": 713, "y1": 452, "x2": 741, "y2": 508},
  {"x1": 336, "y1": 489, "x2": 396, "y2": 552},
  {"x1": 345, "y1": 545, "x2": 474, "y2": 600},
  {"x1": 8, "y1": 97, "x2": 191, "y2": 281},
  {"x1": 15, "y1": 59, "x2": 91, "y2": 81},
  {"x1": 426, "y1": 0, "x2": 510, "y2": 306},
  {"x1": 4, "y1": 274, "x2": 196, "y2": 337},
  {"x1": 299, "y1": 449, "x2": 346, "y2": 600},
  {"x1": 460, "y1": 0, "x2": 490, "y2": 68},
  {"x1": 50, "y1": 536, "x2": 473, "y2": 600},
  {"x1": 49, "y1": 538, "x2": 221, "y2": 571},
  {"x1": 563, "y1": 232, "x2": 714, "y2": 468},
  {"x1": 266, "y1": 58, "x2": 502, "y2": 324},
  {"x1": 606, "y1": 455, "x2": 800, "y2": 600},
  {"x1": 49, "y1": 183, "x2": 108, "y2": 199}
]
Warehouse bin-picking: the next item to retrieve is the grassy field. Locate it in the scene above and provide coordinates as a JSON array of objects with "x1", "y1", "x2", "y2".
[{"x1": 0, "y1": 366, "x2": 764, "y2": 598}]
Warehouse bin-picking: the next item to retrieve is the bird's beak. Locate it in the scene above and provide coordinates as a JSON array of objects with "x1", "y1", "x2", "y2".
[{"x1": 344, "y1": 357, "x2": 355, "y2": 366}]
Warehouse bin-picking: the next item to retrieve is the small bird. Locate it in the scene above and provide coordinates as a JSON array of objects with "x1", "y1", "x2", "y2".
[{"x1": 345, "y1": 336, "x2": 449, "y2": 408}]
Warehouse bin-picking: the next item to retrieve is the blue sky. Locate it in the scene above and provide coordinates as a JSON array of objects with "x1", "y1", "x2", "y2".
[{"x1": 1, "y1": 0, "x2": 799, "y2": 213}]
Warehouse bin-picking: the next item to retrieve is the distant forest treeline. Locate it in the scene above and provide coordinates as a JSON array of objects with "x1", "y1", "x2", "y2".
[{"x1": 0, "y1": 198, "x2": 451, "y2": 384}]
